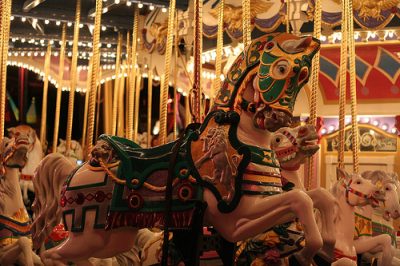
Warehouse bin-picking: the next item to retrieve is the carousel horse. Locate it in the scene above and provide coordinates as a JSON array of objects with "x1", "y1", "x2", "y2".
[
  {"x1": 7, "y1": 125, "x2": 43, "y2": 205},
  {"x1": 0, "y1": 135, "x2": 42, "y2": 265},
  {"x1": 354, "y1": 170, "x2": 400, "y2": 266},
  {"x1": 57, "y1": 139, "x2": 84, "y2": 165},
  {"x1": 32, "y1": 33, "x2": 324, "y2": 266}
]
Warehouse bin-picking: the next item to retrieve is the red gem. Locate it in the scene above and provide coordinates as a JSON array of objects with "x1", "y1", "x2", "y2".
[
  {"x1": 267, "y1": 42, "x2": 274, "y2": 50},
  {"x1": 95, "y1": 191, "x2": 106, "y2": 202},
  {"x1": 60, "y1": 196, "x2": 67, "y2": 207},
  {"x1": 76, "y1": 193, "x2": 85, "y2": 205}
]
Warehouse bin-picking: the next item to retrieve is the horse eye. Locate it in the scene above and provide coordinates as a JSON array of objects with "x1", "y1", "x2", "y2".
[
  {"x1": 386, "y1": 187, "x2": 390, "y2": 191},
  {"x1": 356, "y1": 180, "x2": 361, "y2": 185},
  {"x1": 275, "y1": 137, "x2": 281, "y2": 143},
  {"x1": 279, "y1": 66, "x2": 286, "y2": 74}
]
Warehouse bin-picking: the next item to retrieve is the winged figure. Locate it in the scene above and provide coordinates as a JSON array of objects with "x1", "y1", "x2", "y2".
[
  {"x1": 210, "y1": 0, "x2": 274, "y2": 33},
  {"x1": 148, "y1": 20, "x2": 168, "y2": 53},
  {"x1": 334, "y1": 0, "x2": 400, "y2": 21}
]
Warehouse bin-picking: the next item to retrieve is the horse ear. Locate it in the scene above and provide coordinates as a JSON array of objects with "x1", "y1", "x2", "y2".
[
  {"x1": 7, "y1": 127, "x2": 15, "y2": 137},
  {"x1": 336, "y1": 167, "x2": 350, "y2": 181}
]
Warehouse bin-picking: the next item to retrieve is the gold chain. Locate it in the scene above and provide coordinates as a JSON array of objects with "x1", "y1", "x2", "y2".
[
  {"x1": 52, "y1": 24, "x2": 67, "y2": 153},
  {"x1": 212, "y1": 0, "x2": 224, "y2": 107},
  {"x1": 242, "y1": 0, "x2": 251, "y2": 47},
  {"x1": 66, "y1": 0, "x2": 81, "y2": 154},
  {"x1": 40, "y1": 43, "x2": 52, "y2": 146},
  {"x1": 306, "y1": 0, "x2": 321, "y2": 190},
  {"x1": 86, "y1": 0, "x2": 103, "y2": 156},
  {"x1": 159, "y1": 0, "x2": 176, "y2": 144}
]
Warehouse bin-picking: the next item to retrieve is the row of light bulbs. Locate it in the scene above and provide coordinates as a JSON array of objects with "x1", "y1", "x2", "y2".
[
  {"x1": 323, "y1": 30, "x2": 399, "y2": 43},
  {"x1": 320, "y1": 117, "x2": 398, "y2": 135},
  {"x1": 10, "y1": 36, "x2": 116, "y2": 48}
]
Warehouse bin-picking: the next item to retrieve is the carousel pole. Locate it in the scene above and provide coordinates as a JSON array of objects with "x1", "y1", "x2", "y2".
[
  {"x1": 147, "y1": 68, "x2": 153, "y2": 147},
  {"x1": 190, "y1": 0, "x2": 202, "y2": 124},
  {"x1": 0, "y1": 0, "x2": 11, "y2": 141},
  {"x1": 111, "y1": 32, "x2": 122, "y2": 136},
  {"x1": 39, "y1": 43, "x2": 52, "y2": 147},
  {"x1": 159, "y1": 0, "x2": 176, "y2": 144},
  {"x1": 66, "y1": 0, "x2": 81, "y2": 155},
  {"x1": 86, "y1": 0, "x2": 103, "y2": 156},
  {"x1": 133, "y1": 69, "x2": 141, "y2": 142},
  {"x1": 117, "y1": 63, "x2": 126, "y2": 137},
  {"x1": 173, "y1": 11, "x2": 179, "y2": 140},
  {"x1": 286, "y1": 0, "x2": 290, "y2": 33},
  {"x1": 81, "y1": 57, "x2": 92, "y2": 152},
  {"x1": 337, "y1": 0, "x2": 348, "y2": 171},
  {"x1": 52, "y1": 24, "x2": 67, "y2": 153},
  {"x1": 211, "y1": 0, "x2": 224, "y2": 107},
  {"x1": 128, "y1": 7, "x2": 139, "y2": 141},
  {"x1": 347, "y1": 0, "x2": 359, "y2": 173},
  {"x1": 306, "y1": 0, "x2": 321, "y2": 190},
  {"x1": 242, "y1": 0, "x2": 251, "y2": 47}
]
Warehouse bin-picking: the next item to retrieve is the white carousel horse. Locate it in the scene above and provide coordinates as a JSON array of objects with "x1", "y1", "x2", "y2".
[
  {"x1": 7, "y1": 125, "x2": 43, "y2": 204},
  {"x1": 354, "y1": 170, "x2": 400, "y2": 266},
  {"x1": 31, "y1": 33, "x2": 324, "y2": 266},
  {"x1": 56, "y1": 139, "x2": 84, "y2": 165},
  {"x1": 0, "y1": 135, "x2": 42, "y2": 265},
  {"x1": 270, "y1": 125, "x2": 338, "y2": 253}
]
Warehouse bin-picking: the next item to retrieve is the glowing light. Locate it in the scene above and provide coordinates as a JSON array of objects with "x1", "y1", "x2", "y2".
[
  {"x1": 21, "y1": 17, "x2": 26, "y2": 22},
  {"x1": 162, "y1": 7, "x2": 167, "y2": 13},
  {"x1": 44, "y1": 19, "x2": 49, "y2": 24},
  {"x1": 67, "y1": 22, "x2": 72, "y2": 27},
  {"x1": 391, "y1": 128, "x2": 397, "y2": 134},
  {"x1": 138, "y1": 3, "x2": 143, "y2": 8},
  {"x1": 382, "y1": 124, "x2": 388, "y2": 131},
  {"x1": 149, "y1": 5, "x2": 154, "y2": 10},
  {"x1": 56, "y1": 20, "x2": 61, "y2": 26},
  {"x1": 372, "y1": 120, "x2": 379, "y2": 126},
  {"x1": 101, "y1": 26, "x2": 107, "y2": 31},
  {"x1": 126, "y1": 1, "x2": 132, "y2": 6},
  {"x1": 328, "y1": 125, "x2": 335, "y2": 132}
]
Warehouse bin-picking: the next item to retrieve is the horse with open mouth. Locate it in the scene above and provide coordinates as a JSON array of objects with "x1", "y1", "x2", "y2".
[{"x1": 31, "y1": 33, "x2": 323, "y2": 266}]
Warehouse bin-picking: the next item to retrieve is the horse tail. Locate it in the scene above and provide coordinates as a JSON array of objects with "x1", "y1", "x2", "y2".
[{"x1": 31, "y1": 153, "x2": 75, "y2": 250}]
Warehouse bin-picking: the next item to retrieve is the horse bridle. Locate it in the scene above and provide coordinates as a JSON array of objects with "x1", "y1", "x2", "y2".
[{"x1": 342, "y1": 179, "x2": 378, "y2": 207}]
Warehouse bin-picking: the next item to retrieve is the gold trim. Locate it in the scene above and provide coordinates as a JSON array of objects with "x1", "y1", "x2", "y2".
[{"x1": 243, "y1": 173, "x2": 282, "y2": 184}]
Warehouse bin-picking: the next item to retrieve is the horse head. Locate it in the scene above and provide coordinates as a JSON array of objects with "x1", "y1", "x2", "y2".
[
  {"x1": 7, "y1": 125, "x2": 37, "y2": 152},
  {"x1": 362, "y1": 170, "x2": 400, "y2": 220},
  {"x1": 271, "y1": 124, "x2": 319, "y2": 170},
  {"x1": 213, "y1": 33, "x2": 320, "y2": 133},
  {"x1": 336, "y1": 168, "x2": 381, "y2": 207},
  {"x1": 0, "y1": 135, "x2": 30, "y2": 175},
  {"x1": 90, "y1": 139, "x2": 118, "y2": 166}
]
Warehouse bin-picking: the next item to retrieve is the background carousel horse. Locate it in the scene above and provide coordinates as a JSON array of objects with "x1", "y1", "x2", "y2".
[
  {"x1": 7, "y1": 125, "x2": 43, "y2": 205},
  {"x1": 56, "y1": 139, "x2": 84, "y2": 165},
  {"x1": 31, "y1": 33, "x2": 324, "y2": 266},
  {"x1": 0, "y1": 135, "x2": 42, "y2": 265},
  {"x1": 354, "y1": 170, "x2": 400, "y2": 266}
]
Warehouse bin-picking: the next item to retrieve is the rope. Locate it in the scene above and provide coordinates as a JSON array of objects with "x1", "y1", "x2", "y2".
[
  {"x1": 147, "y1": 69, "x2": 153, "y2": 147},
  {"x1": 191, "y1": 0, "x2": 202, "y2": 124},
  {"x1": 66, "y1": 0, "x2": 81, "y2": 154},
  {"x1": 306, "y1": 0, "x2": 321, "y2": 190},
  {"x1": 159, "y1": 0, "x2": 176, "y2": 144},
  {"x1": 211, "y1": 0, "x2": 224, "y2": 107},
  {"x1": 52, "y1": 24, "x2": 67, "y2": 153},
  {"x1": 348, "y1": 0, "x2": 359, "y2": 173},
  {"x1": 242, "y1": 0, "x2": 251, "y2": 47},
  {"x1": 40, "y1": 43, "x2": 52, "y2": 146},
  {"x1": 337, "y1": 0, "x2": 348, "y2": 171},
  {"x1": 111, "y1": 33, "x2": 122, "y2": 136},
  {"x1": 128, "y1": 7, "x2": 139, "y2": 141},
  {"x1": 86, "y1": 0, "x2": 103, "y2": 156},
  {"x1": 0, "y1": 0, "x2": 11, "y2": 142}
]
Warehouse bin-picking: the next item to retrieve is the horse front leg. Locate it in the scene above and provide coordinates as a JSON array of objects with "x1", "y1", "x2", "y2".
[
  {"x1": 355, "y1": 235, "x2": 393, "y2": 266},
  {"x1": 306, "y1": 188, "x2": 338, "y2": 252},
  {"x1": 0, "y1": 237, "x2": 35, "y2": 266},
  {"x1": 204, "y1": 189, "x2": 323, "y2": 266}
]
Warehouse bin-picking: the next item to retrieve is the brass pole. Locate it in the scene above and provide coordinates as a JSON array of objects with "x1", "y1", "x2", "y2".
[
  {"x1": 52, "y1": 24, "x2": 67, "y2": 153},
  {"x1": 147, "y1": 69, "x2": 153, "y2": 147},
  {"x1": 95, "y1": 71, "x2": 102, "y2": 139},
  {"x1": 111, "y1": 32, "x2": 122, "y2": 135},
  {"x1": 66, "y1": 0, "x2": 81, "y2": 154},
  {"x1": 242, "y1": 0, "x2": 251, "y2": 47},
  {"x1": 133, "y1": 69, "x2": 141, "y2": 142},
  {"x1": 86, "y1": 0, "x2": 103, "y2": 156},
  {"x1": 212, "y1": 0, "x2": 224, "y2": 107},
  {"x1": 128, "y1": 7, "x2": 139, "y2": 141},
  {"x1": 117, "y1": 65, "x2": 126, "y2": 137},
  {"x1": 103, "y1": 79, "x2": 112, "y2": 134},
  {"x1": 0, "y1": 0, "x2": 12, "y2": 142},
  {"x1": 40, "y1": 43, "x2": 52, "y2": 147},
  {"x1": 81, "y1": 57, "x2": 92, "y2": 152},
  {"x1": 191, "y1": 0, "x2": 202, "y2": 124}
]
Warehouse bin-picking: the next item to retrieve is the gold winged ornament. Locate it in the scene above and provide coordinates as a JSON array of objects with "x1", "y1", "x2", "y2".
[
  {"x1": 209, "y1": 0, "x2": 273, "y2": 33},
  {"x1": 334, "y1": 0, "x2": 400, "y2": 21},
  {"x1": 148, "y1": 20, "x2": 168, "y2": 51}
]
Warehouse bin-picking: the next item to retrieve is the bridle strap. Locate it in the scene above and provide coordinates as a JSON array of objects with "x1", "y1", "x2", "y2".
[
  {"x1": 342, "y1": 179, "x2": 374, "y2": 206},
  {"x1": 281, "y1": 130, "x2": 297, "y2": 146}
]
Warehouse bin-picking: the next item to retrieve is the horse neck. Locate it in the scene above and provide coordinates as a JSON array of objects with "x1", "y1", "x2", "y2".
[
  {"x1": 280, "y1": 169, "x2": 305, "y2": 190},
  {"x1": 0, "y1": 167, "x2": 25, "y2": 216},
  {"x1": 237, "y1": 111, "x2": 272, "y2": 149},
  {"x1": 21, "y1": 137, "x2": 43, "y2": 175},
  {"x1": 355, "y1": 204, "x2": 374, "y2": 219},
  {"x1": 335, "y1": 185, "x2": 356, "y2": 243}
]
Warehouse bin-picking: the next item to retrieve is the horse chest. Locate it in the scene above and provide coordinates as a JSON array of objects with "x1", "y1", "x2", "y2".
[
  {"x1": 0, "y1": 209, "x2": 31, "y2": 246},
  {"x1": 61, "y1": 165, "x2": 114, "y2": 232}
]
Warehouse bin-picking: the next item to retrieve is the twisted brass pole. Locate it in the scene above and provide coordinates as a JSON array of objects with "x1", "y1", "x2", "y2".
[
  {"x1": 133, "y1": 69, "x2": 141, "y2": 142},
  {"x1": 128, "y1": 7, "x2": 139, "y2": 141},
  {"x1": 147, "y1": 69, "x2": 153, "y2": 147},
  {"x1": 242, "y1": 0, "x2": 251, "y2": 47},
  {"x1": 52, "y1": 24, "x2": 67, "y2": 153},
  {"x1": 191, "y1": 0, "x2": 202, "y2": 124},
  {"x1": 0, "y1": 0, "x2": 11, "y2": 142},
  {"x1": 66, "y1": 0, "x2": 81, "y2": 154},
  {"x1": 111, "y1": 33, "x2": 122, "y2": 136},
  {"x1": 212, "y1": 0, "x2": 224, "y2": 107},
  {"x1": 81, "y1": 57, "x2": 92, "y2": 152},
  {"x1": 40, "y1": 43, "x2": 52, "y2": 147},
  {"x1": 173, "y1": 11, "x2": 179, "y2": 140},
  {"x1": 306, "y1": 0, "x2": 321, "y2": 190},
  {"x1": 159, "y1": 0, "x2": 176, "y2": 144},
  {"x1": 86, "y1": 0, "x2": 103, "y2": 156}
]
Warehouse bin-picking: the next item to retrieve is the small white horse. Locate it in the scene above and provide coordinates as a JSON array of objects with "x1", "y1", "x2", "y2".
[
  {"x1": 0, "y1": 135, "x2": 42, "y2": 265},
  {"x1": 7, "y1": 125, "x2": 43, "y2": 204},
  {"x1": 354, "y1": 170, "x2": 400, "y2": 266},
  {"x1": 56, "y1": 139, "x2": 84, "y2": 165}
]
